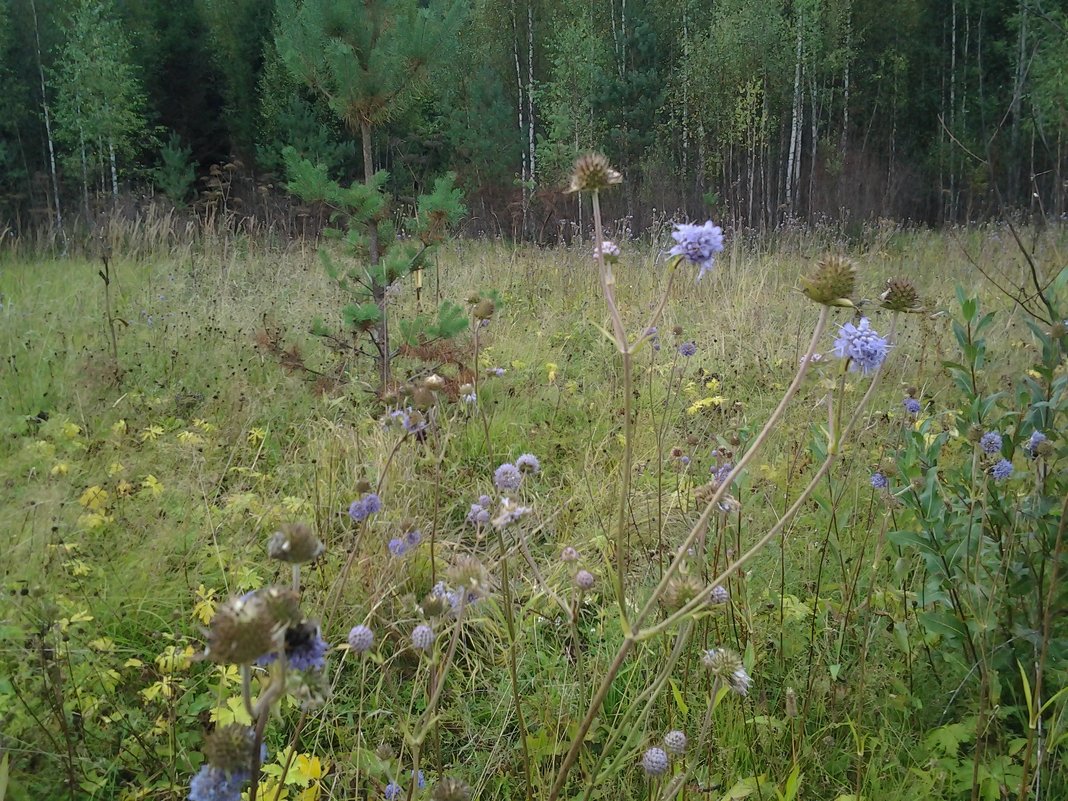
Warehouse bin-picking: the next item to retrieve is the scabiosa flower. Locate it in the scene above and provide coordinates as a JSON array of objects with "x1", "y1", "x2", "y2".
[
  {"x1": 349, "y1": 493, "x2": 382, "y2": 523},
  {"x1": 404, "y1": 528, "x2": 422, "y2": 549},
  {"x1": 641, "y1": 747, "x2": 670, "y2": 776},
  {"x1": 663, "y1": 730, "x2": 688, "y2": 756},
  {"x1": 574, "y1": 570, "x2": 595, "y2": 591},
  {"x1": 903, "y1": 397, "x2": 921, "y2": 415},
  {"x1": 347, "y1": 624, "x2": 374, "y2": 653},
  {"x1": 466, "y1": 502, "x2": 490, "y2": 526},
  {"x1": 990, "y1": 459, "x2": 1013, "y2": 481},
  {"x1": 494, "y1": 462, "x2": 522, "y2": 491},
  {"x1": 980, "y1": 431, "x2": 1002, "y2": 455},
  {"x1": 413, "y1": 770, "x2": 427, "y2": 790},
  {"x1": 702, "y1": 647, "x2": 751, "y2": 695},
  {"x1": 678, "y1": 341, "x2": 697, "y2": 357},
  {"x1": 189, "y1": 765, "x2": 249, "y2": 801},
  {"x1": 203, "y1": 724, "x2": 262, "y2": 775},
  {"x1": 832, "y1": 318, "x2": 890, "y2": 374},
  {"x1": 1026, "y1": 430, "x2": 1048, "y2": 458},
  {"x1": 384, "y1": 781, "x2": 402, "y2": 801},
  {"x1": 492, "y1": 497, "x2": 532, "y2": 528},
  {"x1": 490, "y1": 367, "x2": 506, "y2": 377},
  {"x1": 461, "y1": 390, "x2": 477, "y2": 405},
  {"x1": 388, "y1": 538, "x2": 407, "y2": 557},
  {"x1": 711, "y1": 463, "x2": 734, "y2": 487},
  {"x1": 871, "y1": 472, "x2": 889, "y2": 490},
  {"x1": 597, "y1": 240, "x2": 621, "y2": 262},
  {"x1": 431, "y1": 777, "x2": 472, "y2": 801},
  {"x1": 516, "y1": 453, "x2": 540, "y2": 474},
  {"x1": 411, "y1": 624, "x2": 435, "y2": 652},
  {"x1": 561, "y1": 546, "x2": 579, "y2": 562},
  {"x1": 710, "y1": 585, "x2": 729, "y2": 604},
  {"x1": 799, "y1": 353, "x2": 824, "y2": 366},
  {"x1": 257, "y1": 621, "x2": 328, "y2": 672},
  {"x1": 645, "y1": 326, "x2": 661, "y2": 352},
  {"x1": 668, "y1": 220, "x2": 725, "y2": 280}
]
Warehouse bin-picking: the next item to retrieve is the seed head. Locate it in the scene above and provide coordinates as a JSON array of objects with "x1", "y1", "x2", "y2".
[
  {"x1": 206, "y1": 591, "x2": 284, "y2": 665},
  {"x1": 431, "y1": 777, "x2": 472, "y2": 801},
  {"x1": 661, "y1": 574, "x2": 704, "y2": 612},
  {"x1": 800, "y1": 255, "x2": 857, "y2": 307},
  {"x1": 204, "y1": 724, "x2": 258, "y2": 774},
  {"x1": 574, "y1": 569, "x2": 596, "y2": 591},
  {"x1": 474, "y1": 298, "x2": 496, "y2": 320},
  {"x1": 561, "y1": 546, "x2": 579, "y2": 563},
  {"x1": 515, "y1": 453, "x2": 541, "y2": 474},
  {"x1": 663, "y1": 730, "x2": 688, "y2": 755},
  {"x1": 423, "y1": 374, "x2": 446, "y2": 391},
  {"x1": 879, "y1": 277, "x2": 924, "y2": 313},
  {"x1": 702, "y1": 647, "x2": 751, "y2": 695},
  {"x1": 267, "y1": 522, "x2": 324, "y2": 564},
  {"x1": 567, "y1": 152, "x2": 622, "y2": 194},
  {"x1": 447, "y1": 556, "x2": 492, "y2": 600}
]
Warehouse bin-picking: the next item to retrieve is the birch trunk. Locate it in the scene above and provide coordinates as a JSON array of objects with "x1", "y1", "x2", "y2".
[
  {"x1": 30, "y1": 0, "x2": 64, "y2": 244},
  {"x1": 786, "y1": 16, "x2": 803, "y2": 214}
]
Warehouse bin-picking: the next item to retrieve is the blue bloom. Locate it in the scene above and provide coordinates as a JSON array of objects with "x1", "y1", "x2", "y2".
[
  {"x1": 347, "y1": 624, "x2": 374, "y2": 653},
  {"x1": 478, "y1": 494, "x2": 492, "y2": 507},
  {"x1": 710, "y1": 585, "x2": 729, "y2": 604},
  {"x1": 349, "y1": 493, "x2": 382, "y2": 523},
  {"x1": 516, "y1": 453, "x2": 540, "y2": 474},
  {"x1": 1026, "y1": 430, "x2": 1047, "y2": 458},
  {"x1": 414, "y1": 770, "x2": 426, "y2": 789},
  {"x1": 678, "y1": 341, "x2": 697, "y2": 357},
  {"x1": 645, "y1": 326, "x2": 661, "y2": 352},
  {"x1": 494, "y1": 462, "x2": 522, "y2": 491},
  {"x1": 832, "y1": 318, "x2": 889, "y2": 374},
  {"x1": 712, "y1": 463, "x2": 733, "y2": 486},
  {"x1": 189, "y1": 766, "x2": 248, "y2": 801},
  {"x1": 466, "y1": 502, "x2": 490, "y2": 526},
  {"x1": 259, "y1": 624, "x2": 328, "y2": 671},
  {"x1": 668, "y1": 220, "x2": 725, "y2": 280},
  {"x1": 871, "y1": 472, "x2": 889, "y2": 489},
  {"x1": 404, "y1": 528, "x2": 422, "y2": 548},
  {"x1": 388, "y1": 538, "x2": 407, "y2": 557},
  {"x1": 384, "y1": 781, "x2": 402, "y2": 801},
  {"x1": 903, "y1": 397, "x2": 921, "y2": 415},
  {"x1": 990, "y1": 459, "x2": 1013, "y2": 481},
  {"x1": 979, "y1": 431, "x2": 1002, "y2": 455}
]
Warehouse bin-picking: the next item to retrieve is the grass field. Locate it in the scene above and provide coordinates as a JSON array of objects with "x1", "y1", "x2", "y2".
[{"x1": 1, "y1": 224, "x2": 1065, "y2": 801}]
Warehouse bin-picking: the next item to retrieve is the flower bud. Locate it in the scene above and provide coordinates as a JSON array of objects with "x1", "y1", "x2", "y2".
[{"x1": 267, "y1": 522, "x2": 324, "y2": 564}]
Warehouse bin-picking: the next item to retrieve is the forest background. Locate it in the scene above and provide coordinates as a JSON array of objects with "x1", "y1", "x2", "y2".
[{"x1": 1, "y1": 0, "x2": 1067, "y2": 244}]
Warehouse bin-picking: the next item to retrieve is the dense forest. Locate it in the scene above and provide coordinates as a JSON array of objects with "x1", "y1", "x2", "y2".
[{"x1": 1, "y1": 0, "x2": 1066, "y2": 240}]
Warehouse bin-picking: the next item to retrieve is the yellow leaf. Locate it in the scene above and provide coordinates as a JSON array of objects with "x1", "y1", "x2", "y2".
[
  {"x1": 107, "y1": 462, "x2": 125, "y2": 477},
  {"x1": 294, "y1": 754, "x2": 323, "y2": 783},
  {"x1": 124, "y1": 658, "x2": 145, "y2": 668},
  {"x1": 193, "y1": 585, "x2": 217, "y2": 625},
  {"x1": 176, "y1": 430, "x2": 204, "y2": 446},
  {"x1": 140, "y1": 425, "x2": 164, "y2": 442},
  {"x1": 545, "y1": 362, "x2": 559, "y2": 384},
  {"x1": 61, "y1": 422, "x2": 82, "y2": 439},
  {"x1": 79, "y1": 486, "x2": 109, "y2": 511},
  {"x1": 89, "y1": 637, "x2": 115, "y2": 652},
  {"x1": 111, "y1": 419, "x2": 128, "y2": 436},
  {"x1": 248, "y1": 427, "x2": 267, "y2": 445},
  {"x1": 209, "y1": 696, "x2": 252, "y2": 726},
  {"x1": 141, "y1": 474, "x2": 164, "y2": 497},
  {"x1": 50, "y1": 462, "x2": 69, "y2": 476}
]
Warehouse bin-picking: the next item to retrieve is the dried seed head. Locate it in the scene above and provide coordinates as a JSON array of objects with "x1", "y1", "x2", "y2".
[
  {"x1": 702, "y1": 647, "x2": 751, "y2": 695},
  {"x1": 661, "y1": 574, "x2": 705, "y2": 612},
  {"x1": 473, "y1": 298, "x2": 496, "y2": 320},
  {"x1": 799, "y1": 255, "x2": 857, "y2": 307},
  {"x1": 431, "y1": 777, "x2": 472, "y2": 801},
  {"x1": 267, "y1": 522, "x2": 324, "y2": 564},
  {"x1": 203, "y1": 724, "x2": 257, "y2": 773},
  {"x1": 206, "y1": 591, "x2": 284, "y2": 665},
  {"x1": 420, "y1": 591, "x2": 451, "y2": 619},
  {"x1": 412, "y1": 387, "x2": 435, "y2": 410},
  {"x1": 447, "y1": 556, "x2": 492, "y2": 600},
  {"x1": 423, "y1": 374, "x2": 446, "y2": 391},
  {"x1": 566, "y1": 152, "x2": 622, "y2": 194},
  {"x1": 879, "y1": 277, "x2": 924, "y2": 313}
]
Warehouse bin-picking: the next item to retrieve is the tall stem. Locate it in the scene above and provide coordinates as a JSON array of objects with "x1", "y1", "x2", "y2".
[{"x1": 361, "y1": 119, "x2": 389, "y2": 389}]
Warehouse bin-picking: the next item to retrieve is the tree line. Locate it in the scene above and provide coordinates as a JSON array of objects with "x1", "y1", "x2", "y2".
[{"x1": 1, "y1": 0, "x2": 1065, "y2": 241}]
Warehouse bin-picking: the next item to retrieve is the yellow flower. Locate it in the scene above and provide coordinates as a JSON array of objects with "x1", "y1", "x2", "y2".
[{"x1": 686, "y1": 396, "x2": 725, "y2": 415}]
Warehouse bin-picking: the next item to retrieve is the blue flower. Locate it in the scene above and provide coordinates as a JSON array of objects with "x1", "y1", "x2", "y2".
[
  {"x1": 711, "y1": 463, "x2": 733, "y2": 487},
  {"x1": 990, "y1": 459, "x2": 1013, "y2": 481},
  {"x1": 668, "y1": 220, "x2": 725, "y2": 280},
  {"x1": 903, "y1": 397, "x2": 921, "y2": 415},
  {"x1": 189, "y1": 766, "x2": 249, "y2": 801},
  {"x1": 645, "y1": 326, "x2": 661, "y2": 352},
  {"x1": 494, "y1": 462, "x2": 522, "y2": 491},
  {"x1": 979, "y1": 431, "x2": 1002, "y2": 455},
  {"x1": 832, "y1": 318, "x2": 889, "y2": 374},
  {"x1": 349, "y1": 493, "x2": 382, "y2": 523},
  {"x1": 404, "y1": 528, "x2": 422, "y2": 549},
  {"x1": 871, "y1": 472, "x2": 889, "y2": 489},
  {"x1": 384, "y1": 781, "x2": 402, "y2": 801},
  {"x1": 678, "y1": 341, "x2": 697, "y2": 357},
  {"x1": 1026, "y1": 431, "x2": 1047, "y2": 458},
  {"x1": 347, "y1": 625, "x2": 374, "y2": 653},
  {"x1": 258, "y1": 624, "x2": 329, "y2": 671},
  {"x1": 414, "y1": 770, "x2": 426, "y2": 789},
  {"x1": 466, "y1": 502, "x2": 490, "y2": 526},
  {"x1": 516, "y1": 453, "x2": 540, "y2": 474},
  {"x1": 388, "y1": 537, "x2": 407, "y2": 557}
]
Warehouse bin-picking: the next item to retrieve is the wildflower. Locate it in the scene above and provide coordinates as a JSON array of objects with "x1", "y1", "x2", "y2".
[
  {"x1": 466, "y1": 502, "x2": 490, "y2": 526},
  {"x1": 597, "y1": 240, "x2": 621, "y2": 262},
  {"x1": 267, "y1": 522, "x2": 324, "y2": 564},
  {"x1": 387, "y1": 407, "x2": 427, "y2": 435},
  {"x1": 490, "y1": 367, "x2": 506, "y2": 377},
  {"x1": 461, "y1": 390, "x2": 477, "y2": 405},
  {"x1": 702, "y1": 647, "x2": 751, "y2": 695},
  {"x1": 979, "y1": 431, "x2": 1002, "y2": 455},
  {"x1": 903, "y1": 397, "x2": 921, "y2": 415},
  {"x1": 990, "y1": 459, "x2": 1013, "y2": 481},
  {"x1": 258, "y1": 621, "x2": 328, "y2": 672},
  {"x1": 668, "y1": 220, "x2": 724, "y2": 280},
  {"x1": 645, "y1": 326, "x2": 661, "y2": 352},
  {"x1": 832, "y1": 318, "x2": 889, "y2": 374},
  {"x1": 567, "y1": 152, "x2": 622, "y2": 193},
  {"x1": 1026, "y1": 431, "x2": 1049, "y2": 458},
  {"x1": 711, "y1": 463, "x2": 733, "y2": 487},
  {"x1": 448, "y1": 556, "x2": 493, "y2": 602},
  {"x1": 799, "y1": 352, "x2": 824, "y2": 366},
  {"x1": 641, "y1": 747, "x2": 670, "y2": 776},
  {"x1": 347, "y1": 624, "x2": 374, "y2": 653},
  {"x1": 189, "y1": 765, "x2": 249, "y2": 801},
  {"x1": 494, "y1": 462, "x2": 522, "y2": 491},
  {"x1": 516, "y1": 453, "x2": 540, "y2": 474},
  {"x1": 384, "y1": 781, "x2": 402, "y2": 801},
  {"x1": 388, "y1": 538, "x2": 407, "y2": 557},
  {"x1": 411, "y1": 624, "x2": 435, "y2": 652},
  {"x1": 870, "y1": 472, "x2": 889, "y2": 490},
  {"x1": 710, "y1": 585, "x2": 729, "y2": 604},
  {"x1": 492, "y1": 497, "x2": 532, "y2": 528},
  {"x1": 574, "y1": 570, "x2": 595, "y2": 591},
  {"x1": 413, "y1": 770, "x2": 427, "y2": 790},
  {"x1": 431, "y1": 777, "x2": 472, "y2": 801},
  {"x1": 663, "y1": 730, "x2": 688, "y2": 756},
  {"x1": 678, "y1": 341, "x2": 697, "y2": 357},
  {"x1": 800, "y1": 255, "x2": 857, "y2": 307},
  {"x1": 561, "y1": 546, "x2": 579, "y2": 562},
  {"x1": 404, "y1": 528, "x2": 422, "y2": 549},
  {"x1": 349, "y1": 493, "x2": 382, "y2": 523}
]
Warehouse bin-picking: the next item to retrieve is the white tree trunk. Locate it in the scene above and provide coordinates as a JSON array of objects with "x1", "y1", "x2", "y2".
[
  {"x1": 30, "y1": 0, "x2": 64, "y2": 243},
  {"x1": 109, "y1": 139, "x2": 119, "y2": 198},
  {"x1": 786, "y1": 17, "x2": 804, "y2": 214},
  {"x1": 512, "y1": 1, "x2": 528, "y2": 237}
]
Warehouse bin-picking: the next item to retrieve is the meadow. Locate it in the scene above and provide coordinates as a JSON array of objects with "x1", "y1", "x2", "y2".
[{"x1": 1, "y1": 219, "x2": 1065, "y2": 801}]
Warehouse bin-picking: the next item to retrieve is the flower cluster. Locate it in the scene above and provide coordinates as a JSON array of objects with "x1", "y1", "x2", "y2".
[
  {"x1": 349, "y1": 492, "x2": 382, "y2": 523},
  {"x1": 669, "y1": 220, "x2": 725, "y2": 280},
  {"x1": 466, "y1": 494, "x2": 493, "y2": 526},
  {"x1": 832, "y1": 317, "x2": 889, "y2": 374},
  {"x1": 388, "y1": 527, "x2": 422, "y2": 558}
]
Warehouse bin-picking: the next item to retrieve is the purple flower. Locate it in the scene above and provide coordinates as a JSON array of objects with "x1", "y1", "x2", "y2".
[
  {"x1": 189, "y1": 766, "x2": 249, "y2": 801},
  {"x1": 411, "y1": 624, "x2": 435, "y2": 652},
  {"x1": 1026, "y1": 431, "x2": 1047, "y2": 458},
  {"x1": 645, "y1": 326, "x2": 661, "y2": 352},
  {"x1": 347, "y1": 625, "x2": 374, "y2": 653},
  {"x1": 641, "y1": 747, "x2": 670, "y2": 776},
  {"x1": 979, "y1": 431, "x2": 1002, "y2": 455},
  {"x1": 494, "y1": 462, "x2": 522, "y2": 491},
  {"x1": 516, "y1": 453, "x2": 540, "y2": 474},
  {"x1": 668, "y1": 220, "x2": 725, "y2": 280},
  {"x1": 492, "y1": 497, "x2": 532, "y2": 528},
  {"x1": 490, "y1": 367, "x2": 506, "y2": 377},
  {"x1": 903, "y1": 397, "x2": 921, "y2": 415},
  {"x1": 404, "y1": 528, "x2": 422, "y2": 548},
  {"x1": 990, "y1": 459, "x2": 1013, "y2": 481},
  {"x1": 287, "y1": 627, "x2": 329, "y2": 672},
  {"x1": 832, "y1": 318, "x2": 889, "y2": 374},
  {"x1": 712, "y1": 463, "x2": 733, "y2": 487},
  {"x1": 349, "y1": 493, "x2": 382, "y2": 523},
  {"x1": 388, "y1": 538, "x2": 407, "y2": 557},
  {"x1": 710, "y1": 585, "x2": 729, "y2": 604},
  {"x1": 871, "y1": 472, "x2": 889, "y2": 489},
  {"x1": 384, "y1": 782, "x2": 402, "y2": 801},
  {"x1": 678, "y1": 341, "x2": 697, "y2": 357},
  {"x1": 597, "y1": 240, "x2": 620, "y2": 261},
  {"x1": 466, "y1": 502, "x2": 490, "y2": 526}
]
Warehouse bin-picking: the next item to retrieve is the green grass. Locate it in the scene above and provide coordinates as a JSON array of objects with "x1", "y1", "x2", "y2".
[{"x1": 0, "y1": 227, "x2": 1065, "y2": 801}]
